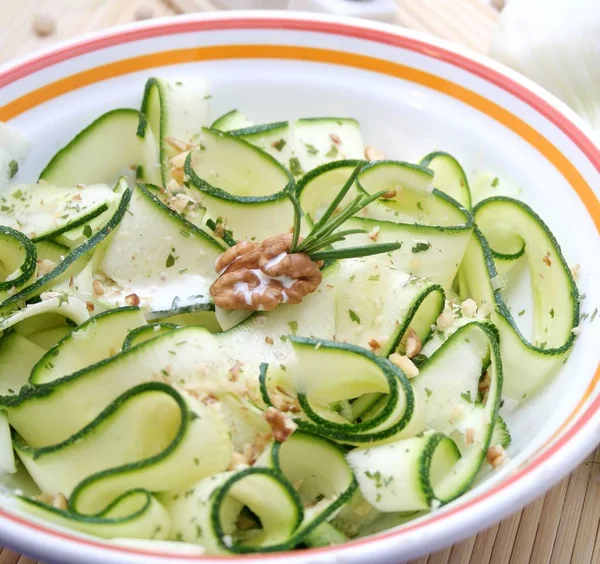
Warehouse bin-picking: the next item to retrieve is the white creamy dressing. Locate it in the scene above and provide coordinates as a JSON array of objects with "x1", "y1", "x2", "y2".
[
  {"x1": 101, "y1": 274, "x2": 212, "y2": 313},
  {"x1": 231, "y1": 252, "x2": 296, "y2": 306}
]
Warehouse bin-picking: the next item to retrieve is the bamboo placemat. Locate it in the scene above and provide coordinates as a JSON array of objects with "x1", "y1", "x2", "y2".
[{"x1": 0, "y1": 1, "x2": 598, "y2": 562}]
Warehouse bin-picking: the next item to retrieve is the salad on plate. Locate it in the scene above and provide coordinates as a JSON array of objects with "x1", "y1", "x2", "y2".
[{"x1": 0, "y1": 77, "x2": 579, "y2": 555}]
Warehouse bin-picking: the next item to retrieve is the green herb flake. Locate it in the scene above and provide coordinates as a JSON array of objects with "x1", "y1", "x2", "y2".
[
  {"x1": 416, "y1": 201, "x2": 423, "y2": 211},
  {"x1": 83, "y1": 224, "x2": 93, "y2": 239},
  {"x1": 289, "y1": 157, "x2": 304, "y2": 176},
  {"x1": 325, "y1": 144, "x2": 339, "y2": 158},
  {"x1": 195, "y1": 524, "x2": 203, "y2": 538},
  {"x1": 273, "y1": 138, "x2": 287, "y2": 152},
  {"x1": 8, "y1": 160, "x2": 18, "y2": 179},
  {"x1": 349, "y1": 309, "x2": 361, "y2": 324},
  {"x1": 305, "y1": 143, "x2": 319, "y2": 155},
  {"x1": 368, "y1": 274, "x2": 380, "y2": 281},
  {"x1": 424, "y1": 388, "x2": 433, "y2": 398},
  {"x1": 518, "y1": 309, "x2": 526, "y2": 316},
  {"x1": 460, "y1": 391, "x2": 473, "y2": 404},
  {"x1": 549, "y1": 308, "x2": 555, "y2": 318},
  {"x1": 411, "y1": 242, "x2": 431, "y2": 253},
  {"x1": 349, "y1": 274, "x2": 356, "y2": 282},
  {"x1": 179, "y1": 229, "x2": 191, "y2": 239},
  {"x1": 193, "y1": 457, "x2": 200, "y2": 466},
  {"x1": 288, "y1": 321, "x2": 298, "y2": 335},
  {"x1": 166, "y1": 253, "x2": 176, "y2": 268},
  {"x1": 280, "y1": 335, "x2": 288, "y2": 342},
  {"x1": 591, "y1": 308, "x2": 598, "y2": 322},
  {"x1": 491, "y1": 177, "x2": 500, "y2": 187},
  {"x1": 11, "y1": 188, "x2": 22, "y2": 199}
]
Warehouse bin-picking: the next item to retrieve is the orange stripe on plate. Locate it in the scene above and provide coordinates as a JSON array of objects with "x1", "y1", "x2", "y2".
[{"x1": 2, "y1": 44, "x2": 598, "y2": 229}]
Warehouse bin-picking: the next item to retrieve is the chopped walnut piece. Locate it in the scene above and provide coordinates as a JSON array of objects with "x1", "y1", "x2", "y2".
[
  {"x1": 368, "y1": 226, "x2": 380, "y2": 241},
  {"x1": 487, "y1": 445, "x2": 508, "y2": 469},
  {"x1": 164, "y1": 136, "x2": 192, "y2": 152},
  {"x1": 329, "y1": 133, "x2": 342, "y2": 145},
  {"x1": 465, "y1": 428, "x2": 475, "y2": 445},
  {"x1": 405, "y1": 328, "x2": 422, "y2": 359},
  {"x1": 228, "y1": 451, "x2": 250, "y2": 471},
  {"x1": 228, "y1": 361, "x2": 242, "y2": 382},
  {"x1": 170, "y1": 150, "x2": 191, "y2": 169},
  {"x1": 210, "y1": 234, "x2": 322, "y2": 311},
  {"x1": 381, "y1": 188, "x2": 397, "y2": 199},
  {"x1": 461, "y1": 298, "x2": 478, "y2": 318},
  {"x1": 265, "y1": 336, "x2": 274, "y2": 345},
  {"x1": 542, "y1": 252, "x2": 552, "y2": 266},
  {"x1": 271, "y1": 386, "x2": 301, "y2": 414},
  {"x1": 125, "y1": 293, "x2": 141, "y2": 306},
  {"x1": 93, "y1": 280, "x2": 104, "y2": 296},
  {"x1": 85, "y1": 301, "x2": 95, "y2": 313},
  {"x1": 364, "y1": 146, "x2": 386, "y2": 161},
  {"x1": 368, "y1": 338, "x2": 381, "y2": 351},
  {"x1": 264, "y1": 406, "x2": 297, "y2": 442},
  {"x1": 436, "y1": 310, "x2": 455, "y2": 330},
  {"x1": 478, "y1": 371, "x2": 491, "y2": 402},
  {"x1": 571, "y1": 264, "x2": 580, "y2": 279},
  {"x1": 36, "y1": 259, "x2": 56, "y2": 277},
  {"x1": 389, "y1": 353, "x2": 419, "y2": 378}
]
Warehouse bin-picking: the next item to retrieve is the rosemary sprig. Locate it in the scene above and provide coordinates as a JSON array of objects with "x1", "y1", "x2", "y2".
[{"x1": 290, "y1": 162, "x2": 401, "y2": 261}]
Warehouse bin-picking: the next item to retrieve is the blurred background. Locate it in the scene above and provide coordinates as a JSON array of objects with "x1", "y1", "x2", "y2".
[{"x1": 0, "y1": 0, "x2": 502, "y2": 64}]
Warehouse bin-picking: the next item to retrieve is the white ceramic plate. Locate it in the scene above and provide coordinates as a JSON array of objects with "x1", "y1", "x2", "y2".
[{"x1": 0, "y1": 11, "x2": 598, "y2": 564}]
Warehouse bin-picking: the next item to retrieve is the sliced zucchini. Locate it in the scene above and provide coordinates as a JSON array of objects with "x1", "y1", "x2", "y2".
[
  {"x1": 31, "y1": 307, "x2": 147, "y2": 385},
  {"x1": 231, "y1": 122, "x2": 294, "y2": 163},
  {"x1": 0, "y1": 183, "x2": 116, "y2": 242},
  {"x1": 491, "y1": 415, "x2": 511, "y2": 448},
  {"x1": 34, "y1": 240, "x2": 69, "y2": 264},
  {"x1": 412, "y1": 321, "x2": 502, "y2": 501},
  {"x1": 141, "y1": 77, "x2": 210, "y2": 184},
  {"x1": 302, "y1": 522, "x2": 347, "y2": 547},
  {"x1": 0, "y1": 226, "x2": 37, "y2": 304},
  {"x1": 98, "y1": 184, "x2": 224, "y2": 313},
  {"x1": 0, "y1": 333, "x2": 46, "y2": 398},
  {"x1": 471, "y1": 172, "x2": 521, "y2": 204},
  {"x1": 17, "y1": 489, "x2": 170, "y2": 540},
  {"x1": 4, "y1": 327, "x2": 228, "y2": 447},
  {"x1": 15, "y1": 382, "x2": 231, "y2": 515},
  {"x1": 256, "y1": 432, "x2": 357, "y2": 540},
  {"x1": 296, "y1": 160, "x2": 361, "y2": 228},
  {"x1": 121, "y1": 322, "x2": 178, "y2": 351},
  {"x1": 358, "y1": 161, "x2": 468, "y2": 228},
  {"x1": 163, "y1": 467, "x2": 302, "y2": 554},
  {"x1": 338, "y1": 217, "x2": 472, "y2": 290},
  {"x1": 261, "y1": 336, "x2": 424, "y2": 446},
  {"x1": 0, "y1": 178, "x2": 131, "y2": 310},
  {"x1": 211, "y1": 109, "x2": 253, "y2": 131},
  {"x1": 462, "y1": 197, "x2": 578, "y2": 399},
  {"x1": 293, "y1": 118, "x2": 364, "y2": 175},
  {"x1": 0, "y1": 410, "x2": 15, "y2": 474},
  {"x1": 420, "y1": 151, "x2": 472, "y2": 209},
  {"x1": 184, "y1": 128, "x2": 295, "y2": 242},
  {"x1": 39, "y1": 109, "x2": 160, "y2": 186},
  {"x1": 347, "y1": 432, "x2": 460, "y2": 512}
]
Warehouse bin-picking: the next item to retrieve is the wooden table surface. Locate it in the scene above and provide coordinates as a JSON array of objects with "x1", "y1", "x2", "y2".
[{"x1": 0, "y1": 1, "x2": 599, "y2": 563}]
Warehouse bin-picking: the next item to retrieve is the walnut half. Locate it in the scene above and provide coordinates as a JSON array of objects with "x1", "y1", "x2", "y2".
[{"x1": 210, "y1": 234, "x2": 322, "y2": 311}]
